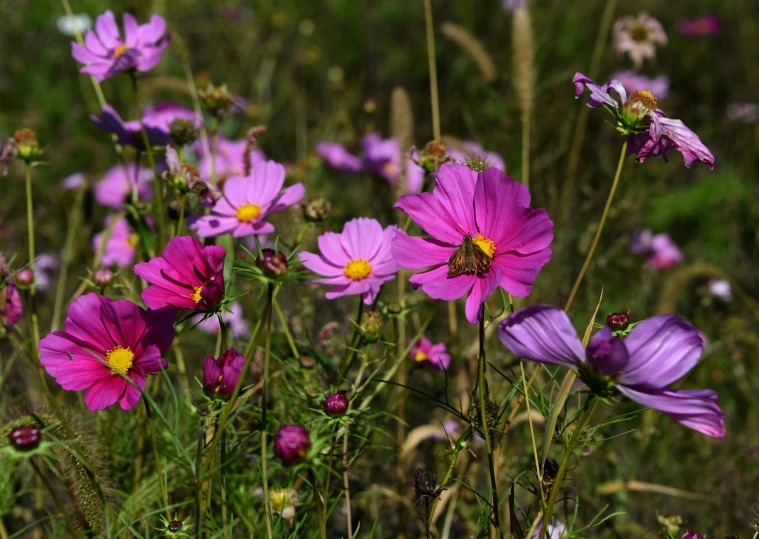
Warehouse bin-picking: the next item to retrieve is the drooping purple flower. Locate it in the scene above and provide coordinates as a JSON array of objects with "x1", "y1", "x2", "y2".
[
  {"x1": 678, "y1": 15, "x2": 720, "y2": 37},
  {"x1": 71, "y1": 11, "x2": 170, "y2": 82},
  {"x1": 142, "y1": 101, "x2": 201, "y2": 133},
  {"x1": 574, "y1": 73, "x2": 715, "y2": 170},
  {"x1": 408, "y1": 337, "x2": 451, "y2": 370},
  {"x1": 274, "y1": 424, "x2": 312, "y2": 465},
  {"x1": 610, "y1": 70, "x2": 669, "y2": 100},
  {"x1": 92, "y1": 215, "x2": 140, "y2": 268},
  {"x1": 499, "y1": 305, "x2": 725, "y2": 438},
  {"x1": 195, "y1": 136, "x2": 266, "y2": 183},
  {"x1": 392, "y1": 163, "x2": 553, "y2": 324},
  {"x1": 612, "y1": 12, "x2": 668, "y2": 70},
  {"x1": 299, "y1": 218, "x2": 400, "y2": 305},
  {"x1": 315, "y1": 142, "x2": 364, "y2": 173},
  {"x1": 1, "y1": 282, "x2": 23, "y2": 329},
  {"x1": 447, "y1": 141, "x2": 506, "y2": 172},
  {"x1": 95, "y1": 163, "x2": 153, "y2": 210},
  {"x1": 362, "y1": 133, "x2": 401, "y2": 182},
  {"x1": 203, "y1": 347, "x2": 245, "y2": 399},
  {"x1": 191, "y1": 300, "x2": 250, "y2": 339}
]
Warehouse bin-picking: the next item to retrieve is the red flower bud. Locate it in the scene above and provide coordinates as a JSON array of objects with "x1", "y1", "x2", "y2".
[
  {"x1": 606, "y1": 312, "x2": 630, "y2": 331},
  {"x1": 323, "y1": 390, "x2": 349, "y2": 416},
  {"x1": 8, "y1": 424, "x2": 41, "y2": 451}
]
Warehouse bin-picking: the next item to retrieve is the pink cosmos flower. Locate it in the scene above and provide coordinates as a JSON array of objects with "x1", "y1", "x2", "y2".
[
  {"x1": 95, "y1": 163, "x2": 153, "y2": 210},
  {"x1": 71, "y1": 11, "x2": 170, "y2": 82},
  {"x1": 39, "y1": 293, "x2": 175, "y2": 410},
  {"x1": 34, "y1": 253, "x2": 60, "y2": 293},
  {"x1": 678, "y1": 15, "x2": 720, "y2": 37},
  {"x1": 392, "y1": 163, "x2": 553, "y2": 324},
  {"x1": 93, "y1": 215, "x2": 139, "y2": 268},
  {"x1": 61, "y1": 172, "x2": 86, "y2": 190},
  {"x1": 647, "y1": 233, "x2": 682, "y2": 270},
  {"x1": 612, "y1": 12, "x2": 667, "y2": 70},
  {"x1": 610, "y1": 70, "x2": 670, "y2": 100},
  {"x1": 408, "y1": 337, "x2": 451, "y2": 370},
  {"x1": 299, "y1": 218, "x2": 400, "y2": 305},
  {"x1": 91, "y1": 103, "x2": 196, "y2": 149},
  {"x1": 191, "y1": 300, "x2": 250, "y2": 339},
  {"x1": 681, "y1": 533, "x2": 705, "y2": 539},
  {"x1": 574, "y1": 73, "x2": 715, "y2": 169},
  {"x1": 315, "y1": 142, "x2": 364, "y2": 173},
  {"x1": 133, "y1": 236, "x2": 226, "y2": 311},
  {"x1": 499, "y1": 305, "x2": 725, "y2": 438},
  {"x1": 447, "y1": 141, "x2": 506, "y2": 172},
  {"x1": 203, "y1": 347, "x2": 245, "y2": 399},
  {"x1": 1, "y1": 282, "x2": 22, "y2": 330},
  {"x1": 190, "y1": 160, "x2": 305, "y2": 238},
  {"x1": 195, "y1": 136, "x2": 266, "y2": 182}
]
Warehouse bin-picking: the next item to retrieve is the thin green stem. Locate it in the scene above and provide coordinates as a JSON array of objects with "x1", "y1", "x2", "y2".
[
  {"x1": 339, "y1": 299, "x2": 365, "y2": 380},
  {"x1": 342, "y1": 426, "x2": 353, "y2": 539},
  {"x1": 261, "y1": 283, "x2": 274, "y2": 538},
  {"x1": 312, "y1": 469, "x2": 327, "y2": 539},
  {"x1": 424, "y1": 0, "x2": 441, "y2": 142},
  {"x1": 322, "y1": 422, "x2": 340, "y2": 522},
  {"x1": 24, "y1": 164, "x2": 43, "y2": 386},
  {"x1": 273, "y1": 298, "x2": 300, "y2": 359},
  {"x1": 30, "y1": 458, "x2": 80, "y2": 538},
  {"x1": 564, "y1": 136, "x2": 628, "y2": 311},
  {"x1": 176, "y1": 195, "x2": 186, "y2": 237},
  {"x1": 51, "y1": 188, "x2": 84, "y2": 331},
  {"x1": 427, "y1": 428, "x2": 470, "y2": 536},
  {"x1": 521, "y1": 113, "x2": 530, "y2": 188},
  {"x1": 143, "y1": 397, "x2": 170, "y2": 518},
  {"x1": 538, "y1": 398, "x2": 598, "y2": 539}
]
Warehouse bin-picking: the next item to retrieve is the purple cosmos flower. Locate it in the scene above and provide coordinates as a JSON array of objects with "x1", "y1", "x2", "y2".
[
  {"x1": 203, "y1": 347, "x2": 245, "y2": 399},
  {"x1": 1, "y1": 282, "x2": 23, "y2": 330},
  {"x1": 408, "y1": 337, "x2": 451, "y2": 370},
  {"x1": 39, "y1": 294, "x2": 175, "y2": 410},
  {"x1": 95, "y1": 163, "x2": 153, "y2": 210},
  {"x1": 392, "y1": 163, "x2": 553, "y2": 324},
  {"x1": 191, "y1": 300, "x2": 250, "y2": 339},
  {"x1": 71, "y1": 11, "x2": 170, "y2": 82},
  {"x1": 647, "y1": 233, "x2": 683, "y2": 270},
  {"x1": 34, "y1": 253, "x2": 59, "y2": 293},
  {"x1": 190, "y1": 160, "x2": 305, "y2": 238},
  {"x1": 91, "y1": 104, "x2": 189, "y2": 149},
  {"x1": 61, "y1": 172, "x2": 86, "y2": 190},
  {"x1": 195, "y1": 136, "x2": 266, "y2": 183},
  {"x1": 574, "y1": 73, "x2": 715, "y2": 170},
  {"x1": 299, "y1": 218, "x2": 400, "y2": 305},
  {"x1": 362, "y1": 133, "x2": 401, "y2": 182},
  {"x1": 726, "y1": 102, "x2": 758, "y2": 124},
  {"x1": 681, "y1": 533, "x2": 705, "y2": 539},
  {"x1": 447, "y1": 141, "x2": 506, "y2": 172},
  {"x1": 499, "y1": 305, "x2": 725, "y2": 438},
  {"x1": 708, "y1": 279, "x2": 732, "y2": 301},
  {"x1": 92, "y1": 216, "x2": 139, "y2": 268},
  {"x1": 531, "y1": 521, "x2": 566, "y2": 539},
  {"x1": 678, "y1": 15, "x2": 720, "y2": 37},
  {"x1": 274, "y1": 424, "x2": 312, "y2": 465},
  {"x1": 610, "y1": 70, "x2": 670, "y2": 100},
  {"x1": 142, "y1": 101, "x2": 201, "y2": 132},
  {"x1": 315, "y1": 141, "x2": 364, "y2": 173},
  {"x1": 612, "y1": 12, "x2": 667, "y2": 70},
  {"x1": 133, "y1": 236, "x2": 226, "y2": 311}
]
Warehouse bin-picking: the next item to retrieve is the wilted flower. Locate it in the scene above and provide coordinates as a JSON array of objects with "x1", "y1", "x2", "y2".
[
  {"x1": 71, "y1": 11, "x2": 170, "y2": 82},
  {"x1": 300, "y1": 218, "x2": 400, "y2": 305},
  {"x1": 392, "y1": 163, "x2": 553, "y2": 324},
  {"x1": 133, "y1": 236, "x2": 226, "y2": 311},
  {"x1": 1, "y1": 282, "x2": 23, "y2": 330},
  {"x1": 8, "y1": 425, "x2": 42, "y2": 452},
  {"x1": 408, "y1": 337, "x2": 451, "y2": 370},
  {"x1": 256, "y1": 249, "x2": 289, "y2": 279},
  {"x1": 323, "y1": 390, "x2": 349, "y2": 416},
  {"x1": 612, "y1": 12, "x2": 667, "y2": 70},
  {"x1": 274, "y1": 424, "x2": 311, "y2": 465},
  {"x1": 195, "y1": 136, "x2": 266, "y2": 183},
  {"x1": 531, "y1": 520, "x2": 566, "y2": 539},
  {"x1": 203, "y1": 347, "x2": 245, "y2": 399},
  {"x1": 726, "y1": 102, "x2": 758, "y2": 124},
  {"x1": 13, "y1": 129, "x2": 44, "y2": 164},
  {"x1": 678, "y1": 15, "x2": 720, "y2": 37},
  {"x1": 95, "y1": 163, "x2": 153, "y2": 210},
  {"x1": 40, "y1": 293, "x2": 175, "y2": 410},
  {"x1": 192, "y1": 301, "x2": 249, "y2": 339},
  {"x1": 93, "y1": 215, "x2": 140, "y2": 268},
  {"x1": 708, "y1": 279, "x2": 732, "y2": 301},
  {"x1": 56, "y1": 13, "x2": 92, "y2": 36},
  {"x1": 574, "y1": 73, "x2": 715, "y2": 169},
  {"x1": 499, "y1": 305, "x2": 725, "y2": 437},
  {"x1": 61, "y1": 172, "x2": 86, "y2": 190},
  {"x1": 190, "y1": 160, "x2": 305, "y2": 238},
  {"x1": 447, "y1": 141, "x2": 506, "y2": 172},
  {"x1": 610, "y1": 70, "x2": 670, "y2": 100},
  {"x1": 259, "y1": 487, "x2": 300, "y2": 525}
]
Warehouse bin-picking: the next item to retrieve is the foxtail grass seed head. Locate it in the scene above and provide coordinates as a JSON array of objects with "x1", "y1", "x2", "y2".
[
  {"x1": 323, "y1": 390, "x2": 349, "y2": 416},
  {"x1": 8, "y1": 425, "x2": 41, "y2": 452},
  {"x1": 512, "y1": 8, "x2": 535, "y2": 118}
]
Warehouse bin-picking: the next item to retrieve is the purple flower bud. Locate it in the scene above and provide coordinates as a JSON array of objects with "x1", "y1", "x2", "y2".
[
  {"x1": 256, "y1": 249, "x2": 288, "y2": 278},
  {"x1": 14, "y1": 268, "x2": 34, "y2": 286},
  {"x1": 323, "y1": 390, "x2": 349, "y2": 416},
  {"x1": 93, "y1": 268, "x2": 115, "y2": 287},
  {"x1": 203, "y1": 347, "x2": 245, "y2": 399},
  {"x1": 168, "y1": 520, "x2": 183, "y2": 532},
  {"x1": 274, "y1": 424, "x2": 311, "y2": 465},
  {"x1": 8, "y1": 424, "x2": 41, "y2": 451},
  {"x1": 606, "y1": 312, "x2": 630, "y2": 331}
]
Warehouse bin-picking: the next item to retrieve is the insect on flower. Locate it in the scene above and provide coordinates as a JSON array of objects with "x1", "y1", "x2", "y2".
[{"x1": 447, "y1": 234, "x2": 492, "y2": 277}]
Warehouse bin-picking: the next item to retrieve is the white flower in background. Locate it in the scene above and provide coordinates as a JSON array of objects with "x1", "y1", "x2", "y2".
[
  {"x1": 708, "y1": 279, "x2": 732, "y2": 301},
  {"x1": 56, "y1": 13, "x2": 92, "y2": 37}
]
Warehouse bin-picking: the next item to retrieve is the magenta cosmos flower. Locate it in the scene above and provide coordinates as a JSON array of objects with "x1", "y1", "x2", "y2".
[
  {"x1": 93, "y1": 215, "x2": 139, "y2": 268},
  {"x1": 203, "y1": 347, "x2": 245, "y2": 399},
  {"x1": 39, "y1": 294, "x2": 175, "y2": 410},
  {"x1": 499, "y1": 305, "x2": 725, "y2": 438},
  {"x1": 1, "y1": 282, "x2": 22, "y2": 330},
  {"x1": 133, "y1": 236, "x2": 225, "y2": 311},
  {"x1": 95, "y1": 163, "x2": 153, "y2": 210},
  {"x1": 195, "y1": 136, "x2": 266, "y2": 182},
  {"x1": 91, "y1": 103, "x2": 196, "y2": 149},
  {"x1": 678, "y1": 15, "x2": 720, "y2": 37},
  {"x1": 190, "y1": 160, "x2": 305, "y2": 238},
  {"x1": 574, "y1": 73, "x2": 715, "y2": 170},
  {"x1": 392, "y1": 163, "x2": 553, "y2": 324},
  {"x1": 681, "y1": 533, "x2": 704, "y2": 539},
  {"x1": 612, "y1": 12, "x2": 667, "y2": 70},
  {"x1": 408, "y1": 337, "x2": 451, "y2": 370},
  {"x1": 274, "y1": 424, "x2": 311, "y2": 465},
  {"x1": 299, "y1": 218, "x2": 400, "y2": 305},
  {"x1": 630, "y1": 229, "x2": 682, "y2": 270},
  {"x1": 71, "y1": 11, "x2": 169, "y2": 82}
]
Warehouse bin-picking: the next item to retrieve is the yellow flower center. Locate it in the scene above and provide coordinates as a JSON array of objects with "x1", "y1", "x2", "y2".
[
  {"x1": 127, "y1": 233, "x2": 139, "y2": 248},
  {"x1": 269, "y1": 489, "x2": 292, "y2": 510},
  {"x1": 344, "y1": 259, "x2": 371, "y2": 280},
  {"x1": 473, "y1": 234, "x2": 496, "y2": 258},
  {"x1": 113, "y1": 44, "x2": 131, "y2": 58},
  {"x1": 414, "y1": 351, "x2": 428, "y2": 363},
  {"x1": 191, "y1": 285, "x2": 203, "y2": 303},
  {"x1": 106, "y1": 345, "x2": 135, "y2": 375},
  {"x1": 236, "y1": 204, "x2": 262, "y2": 223}
]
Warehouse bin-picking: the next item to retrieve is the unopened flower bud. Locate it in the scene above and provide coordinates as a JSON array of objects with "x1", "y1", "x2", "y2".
[
  {"x1": 169, "y1": 119, "x2": 198, "y2": 146},
  {"x1": 299, "y1": 356, "x2": 316, "y2": 369},
  {"x1": 418, "y1": 140, "x2": 448, "y2": 173},
  {"x1": 8, "y1": 424, "x2": 41, "y2": 452},
  {"x1": 13, "y1": 129, "x2": 44, "y2": 163},
  {"x1": 363, "y1": 98, "x2": 377, "y2": 114},
  {"x1": 302, "y1": 196, "x2": 332, "y2": 222},
  {"x1": 606, "y1": 312, "x2": 630, "y2": 331},
  {"x1": 168, "y1": 520, "x2": 183, "y2": 532},
  {"x1": 93, "y1": 268, "x2": 114, "y2": 287},
  {"x1": 274, "y1": 424, "x2": 311, "y2": 465},
  {"x1": 256, "y1": 249, "x2": 288, "y2": 278},
  {"x1": 14, "y1": 268, "x2": 34, "y2": 286},
  {"x1": 360, "y1": 310, "x2": 382, "y2": 343},
  {"x1": 203, "y1": 347, "x2": 245, "y2": 399},
  {"x1": 323, "y1": 390, "x2": 349, "y2": 416},
  {"x1": 198, "y1": 83, "x2": 237, "y2": 118},
  {"x1": 197, "y1": 405, "x2": 210, "y2": 417}
]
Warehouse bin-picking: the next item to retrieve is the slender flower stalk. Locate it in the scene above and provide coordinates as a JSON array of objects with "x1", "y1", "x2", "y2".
[
  {"x1": 144, "y1": 397, "x2": 170, "y2": 518},
  {"x1": 564, "y1": 136, "x2": 628, "y2": 311},
  {"x1": 24, "y1": 164, "x2": 42, "y2": 366},
  {"x1": 424, "y1": 0, "x2": 441, "y2": 142},
  {"x1": 342, "y1": 425, "x2": 353, "y2": 538},
  {"x1": 261, "y1": 283, "x2": 274, "y2": 538}
]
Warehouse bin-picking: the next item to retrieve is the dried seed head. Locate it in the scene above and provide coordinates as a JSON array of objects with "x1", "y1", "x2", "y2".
[{"x1": 512, "y1": 8, "x2": 535, "y2": 118}]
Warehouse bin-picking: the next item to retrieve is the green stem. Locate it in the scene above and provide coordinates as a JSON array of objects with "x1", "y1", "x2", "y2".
[
  {"x1": 424, "y1": 0, "x2": 441, "y2": 141},
  {"x1": 312, "y1": 469, "x2": 327, "y2": 539},
  {"x1": 339, "y1": 298, "x2": 365, "y2": 380},
  {"x1": 143, "y1": 397, "x2": 170, "y2": 518},
  {"x1": 477, "y1": 306, "x2": 501, "y2": 537},
  {"x1": 176, "y1": 195, "x2": 186, "y2": 237},
  {"x1": 538, "y1": 398, "x2": 598, "y2": 539},
  {"x1": 521, "y1": 113, "x2": 530, "y2": 188},
  {"x1": 24, "y1": 164, "x2": 42, "y2": 382},
  {"x1": 427, "y1": 428, "x2": 470, "y2": 535},
  {"x1": 30, "y1": 458, "x2": 80, "y2": 539},
  {"x1": 51, "y1": 188, "x2": 84, "y2": 331},
  {"x1": 261, "y1": 283, "x2": 274, "y2": 538},
  {"x1": 273, "y1": 298, "x2": 299, "y2": 359},
  {"x1": 218, "y1": 312, "x2": 228, "y2": 353},
  {"x1": 564, "y1": 136, "x2": 628, "y2": 311}
]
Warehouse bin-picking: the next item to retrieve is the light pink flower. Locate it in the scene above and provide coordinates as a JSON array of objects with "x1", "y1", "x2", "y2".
[
  {"x1": 195, "y1": 136, "x2": 266, "y2": 182},
  {"x1": 93, "y1": 215, "x2": 139, "y2": 268},
  {"x1": 613, "y1": 12, "x2": 668, "y2": 70},
  {"x1": 95, "y1": 163, "x2": 153, "y2": 210},
  {"x1": 408, "y1": 337, "x2": 451, "y2": 370}
]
